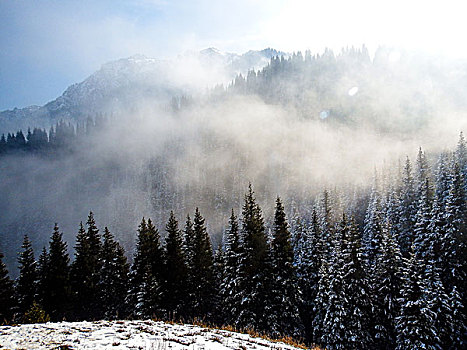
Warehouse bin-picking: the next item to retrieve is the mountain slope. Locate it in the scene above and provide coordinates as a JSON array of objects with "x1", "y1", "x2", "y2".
[
  {"x1": 0, "y1": 48, "x2": 286, "y2": 134},
  {"x1": 0, "y1": 320, "x2": 307, "y2": 349}
]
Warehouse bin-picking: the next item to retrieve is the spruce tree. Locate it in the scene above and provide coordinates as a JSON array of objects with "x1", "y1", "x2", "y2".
[
  {"x1": 0, "y1": 252, "x2": 15, "y2": 323},
  {"x1": 266, "y1": 197, "x2": 303, "y2": 338},
  {"x1": 294, "y1": 209, "x2": 321, "y2": 342},
  {"x1": 183, "y1": 214, "x2": 196, "y2": 317},
  {"x1": 17, "y1": 235, "x2": 37, "y2": 314},
  {"x1": 219, "y1": 209, "x2": 242, "y2": 326},
  {"x1": 415, "y1": 147, "x2": 431, "y2": 203},
  {"x1": 341, "y1": 216, "x2": 372, "y2": 349},
  {"x1": 36, "y1": 247, "x2": 49, "y2": 309},
  {"x1": 44, "y1": 224, "x2": 70, "y2": 320},
  {"x1": 448, "y1": 286, "x2": 467, "y2": 349},
  {"x1": 442, "y1": 163, "x2": 466, "y2": 292},
  {"x1": 164, "y1": 211, "x2": 188, "y2": 319},
  {"x1": 212, "y1": 245, "x2": 225, "y2": 325},
  {"x1": 190, "y1": 208, "x2": 215, "y2": 319},
  {"x1": 423, "y1": 256, "x2": 451, "y2": 349},
  {"x1": 236, "y1": 184, "x2": 270, "y2": 331},
  {"x1": 373, "y1": 221, "x2": 403, "y2": 349},
  {"x1": 70, "y1": 212, "x2": 102, "y2": 320},
  {"x1": 363, "y1": 185, "x2": 383, "y2": 269},
  {"x1": 312, "y1": 259, "x2": 330, "y2": 346},
  {"x1": 318, "y1": 189, "x2": 333, "y2": 259},
  {"x1": 398, "y1": 157, "x2": 416, "y2": 256},
  {"x1": 396, "y1": 248, "x2": 438, "y2": 350},
  {"x1": 100, "y1": 227, "x2": 129, "y2": 319},
  {"x1": 321, "y1": 220, "x2": 346, "y2": 350},
  {"x1": 128, "y1": 218, "x2": 164, "y2": 318}
]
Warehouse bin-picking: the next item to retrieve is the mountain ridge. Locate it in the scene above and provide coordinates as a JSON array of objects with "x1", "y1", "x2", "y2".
[{"x1": 0, "y1": 48, "x2": 287, "y2": 134}]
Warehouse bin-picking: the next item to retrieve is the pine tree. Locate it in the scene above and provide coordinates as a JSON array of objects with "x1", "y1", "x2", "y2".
[
  {"x1": 448, "y1": 286, "x2": 467, "y2": 349},
  {"x1": 17, "y1": 235, "x2": 37, "y2": 314},
  {"x1": 413, "y1": 178, "x2": 434, "y2": 266},
  {"x1": 396, "y1": 248, "x2": 437, "y2": 350},
  {"x1": 100, "y1": 227, "x2": 129, "y2": 319},
  {"x1": 321, "y1": 214, "x2": 372, "y2": 350},
  {"x1": 44, "y1": 224, "x2": 70, "y2": 321},
  {"x1": 267, "y1": 197, "x2": 303, "y2": 338},
  {"x1": 212, "y1": 245, "x2": 225, "y2": 325},
  {"x1": 318, "y1": 189, "x2": 333, "y2": 259},
  {"x1": 415, "y1": 147, "x2": 431, "y2": 203},
  {"x1": 236, "y1": 184, "x2": 270, "y2": 331},
  {"x1": 312, "y1": 259, "x2": 330, "y2": 346},
  {"x1": 164, "y1": 211, "x2": 188, "y2": 319},
  {"x1": 219, "y1": 209, "x2": 242, "y2": 326},
  {"x1": 183, "y1": 214, "x2": 196, "y2": 317},
  {"x1": 441, "y1": 162, "x2": 466, "y2": 311},
  {"x1": 363, "y1": 185, "x2": 383, "y2": 268},
  {"x1": 128, "y1": 218, "x2": 164, "y2": 318},
  {"x1": 398, "y1": 157, "x2": 416, "y2": 256},
  {"x1": 341, "y1": 216, "x2": 372, "y2": 349},
  {"x1": 190, "y1": 208, "x2": 215, "y2": 319},
  {"x1": 373, "y1": 221, "x2": 403, "y2": 349},
  {"x1": 321, "y1": 219, "x2": 346, "y2": 350},
  {"x1": 0, "y1": 252, "x2": 15, "y2": 323},
  {"x1": 70, "y1": 212, "x2": 102, "y2": 320},
  {"x1": 293, "y1": 209, "x2": 321, "y2": 342},
  {"x1": 36, "y1": 247, "x2": 49, "y2": 309},
  {"x1": 423, "y1": 257, "x2": 451, "y2": 349},
  {"x1": 434, "y1": 152, "x2": 451, "y2": 212}
]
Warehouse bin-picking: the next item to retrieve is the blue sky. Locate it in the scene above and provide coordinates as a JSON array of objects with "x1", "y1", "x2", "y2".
[{"x1": 1, "y1": 0, "x2": 466, "y2": 110}]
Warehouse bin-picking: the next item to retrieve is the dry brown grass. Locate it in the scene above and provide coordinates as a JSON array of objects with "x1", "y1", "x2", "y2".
[{"x1": 150, "y1": 317, "x2": 320, "y2": 349}]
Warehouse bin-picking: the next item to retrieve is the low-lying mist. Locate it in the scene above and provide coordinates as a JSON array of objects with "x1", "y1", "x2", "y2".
[{"x1": 1, "y1": 46, "x2": 466, "y2": 274}]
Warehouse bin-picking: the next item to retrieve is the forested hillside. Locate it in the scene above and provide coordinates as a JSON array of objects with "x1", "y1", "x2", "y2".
[
  {"x1": 1, "y1": 133, "x2": 466, "y2": 348},
  {"x1": 0, "y1": 48, "x2": 466, "y2": 348}
]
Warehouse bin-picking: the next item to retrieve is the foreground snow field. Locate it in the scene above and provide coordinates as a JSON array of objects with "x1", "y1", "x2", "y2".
[{"x1": 0, "y1": 320, "x2": 304, "y2": 349}]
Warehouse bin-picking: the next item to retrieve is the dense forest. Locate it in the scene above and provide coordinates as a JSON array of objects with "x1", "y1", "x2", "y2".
[{"x1": 1, "y1": 130, "x2": 466, "y2": 348}]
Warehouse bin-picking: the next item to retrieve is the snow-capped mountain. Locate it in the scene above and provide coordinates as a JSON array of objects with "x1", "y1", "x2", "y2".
[{"x1": 0, "y1": 48, "x2": 286, "y2": 134}]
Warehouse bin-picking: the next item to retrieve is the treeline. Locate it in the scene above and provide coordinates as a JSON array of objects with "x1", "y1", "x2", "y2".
[
  {"x1": 1, "y1": 135, "x2": 467, "y2": 349},
  {"x1": 0, "y1": 115, "x2": 109, "y2": 156}
]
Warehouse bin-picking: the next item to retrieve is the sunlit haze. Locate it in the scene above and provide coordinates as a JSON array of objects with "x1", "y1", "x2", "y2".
[{"x1": 1, "y1": 0, "x2": 466, "y2": 109}]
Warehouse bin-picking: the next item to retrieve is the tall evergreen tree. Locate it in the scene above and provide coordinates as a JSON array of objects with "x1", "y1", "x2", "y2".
[
  {"x1": 236, "y1": 184, "x2": 270, "y2": 331},
  {"x1": 183, "y1": 214, "x2": 196, "y2": 317},
  {"x1": 341, "y1": 216, "x2": 372, "y2": 349},
  {"x1": 441, "y1": 162, "x2": 466, "y2": 310},
  {"x1": 396, "y1": 248, "x2": 438, "y2": 350},
  {"x1": 36, "y1": 247, "x2": 49, "y2": 309},
  {"x1": 321, "y1": 219, "x2": 346, "y2": 350},
  {"x1": 0, "y1": 252, "x2": 15, "y2": 323},
  {"x1": 17, "y1": 235, "x2": 37, "y2": 314},
  {"x1": 190, "y1": 208, "x2": 215, "y2": 319},
  {"x1": 43, "y1": 224, "x2": 70, "y2": 320},
  {"x1": 313, "y1": 259, "x2": 330, "y2": 346},
  {"x1": 373, "y1": 221, "x2": 403, "y2": 349},
  {"x1": 363, "y1": 185, "x2": 383, "y2": 268},
  {"x1": 71, "y1": 212, "x2": 102, "y2": 320},
  {"x1": 415, "y1": 147, "x2": 431, "y2": 203},
  {"x1": 100, "y1": 227, "x2": 130, "y2": 319},
  {"x1": 267, "y1": 197, "x2": 303, "y2": 338},
  {"x1": 219, "y1": 209, "x2": 242, "y2": 326},
  {"x1": 293, "y1": 209, "x2": 321, "y2": 342},
  {"x1": 164, "y1": 211, "x2": 188, "y2": 319},
  {"x1": 128, "y1": 218, "x2": 164, "y2": 318},
  {"x1": 448, "y1": 286, "x2": 467, "y2": 349},
  {"x1": 398, "y1": 157, "x2": 416, "y2": 256},
  {"x1": 212, "y1": 245, "x2": 225, "y2": 325}
]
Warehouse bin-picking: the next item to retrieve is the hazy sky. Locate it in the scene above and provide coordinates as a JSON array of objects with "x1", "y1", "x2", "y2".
[{"x1": 1, "y1": 0, "x2": 466, "y2": 110}]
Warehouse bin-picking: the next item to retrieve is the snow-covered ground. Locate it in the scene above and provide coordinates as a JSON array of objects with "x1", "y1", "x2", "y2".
[{"x1": 0, "y1": 320, "x2": 304, "y2": 349}]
